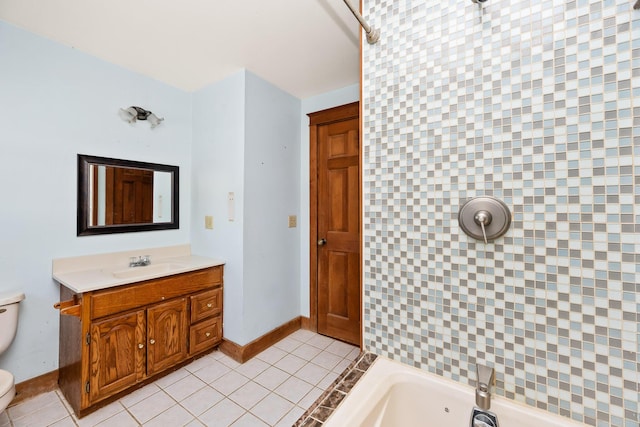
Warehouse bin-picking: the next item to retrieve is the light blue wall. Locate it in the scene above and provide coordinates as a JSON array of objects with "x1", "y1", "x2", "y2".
[
  {"x1": 0, "y1": 21, "x2": 193, "y2": 382},
  {"x1": 192, "y1": 70, "x2": 302, "y2": 345},
  {"x1": 298, "y1": 85, "x2": 360, "y2": 316},
  {"x1": 191, "y1": 71, "x2": 247, "y2": 342},
  {"x1": 244, "y1": 71, "x2": 301, "y2": 342}
]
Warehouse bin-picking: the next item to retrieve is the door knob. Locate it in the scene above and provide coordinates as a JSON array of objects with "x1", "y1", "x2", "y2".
[{"x1": 318, "y1": 238, "x2": 327, "y2": 246}]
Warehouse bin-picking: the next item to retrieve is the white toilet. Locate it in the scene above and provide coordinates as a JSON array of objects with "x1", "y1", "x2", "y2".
[{"x1": 0, "y1": 291, "x2": 25, "y2": 414}]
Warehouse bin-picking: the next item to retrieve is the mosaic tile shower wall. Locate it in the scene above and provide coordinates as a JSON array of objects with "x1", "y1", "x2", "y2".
[{"x1": 361, "y1": 1, "x2": 640, "y2": 426}]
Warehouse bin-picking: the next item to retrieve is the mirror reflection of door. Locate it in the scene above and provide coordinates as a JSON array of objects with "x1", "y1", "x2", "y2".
[{"x1": 91, "y1": 166, "x2": 154, "y2": 225}]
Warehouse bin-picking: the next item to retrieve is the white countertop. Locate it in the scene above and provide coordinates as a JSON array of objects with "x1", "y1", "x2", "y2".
[{"x1": 52, "y1": 245, "x2": 225, "y2": 293}]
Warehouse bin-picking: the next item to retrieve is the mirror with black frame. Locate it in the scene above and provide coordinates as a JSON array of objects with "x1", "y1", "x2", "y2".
[{"x1": 77, "y1": 154, "x2": 179, "y2": 236}]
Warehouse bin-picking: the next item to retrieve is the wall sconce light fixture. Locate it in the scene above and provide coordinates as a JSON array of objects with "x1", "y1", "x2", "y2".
[{"x1": 119, "y1": 106, "x2": 164, "y2": 128}]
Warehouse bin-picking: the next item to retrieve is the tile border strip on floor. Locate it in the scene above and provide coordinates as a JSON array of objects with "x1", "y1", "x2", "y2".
[{"x1": 293, "y1": 352, "x2": 377, "y2": 426}]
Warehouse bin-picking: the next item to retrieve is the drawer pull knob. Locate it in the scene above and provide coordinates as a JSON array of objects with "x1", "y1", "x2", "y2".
[
  {"x1": 205, "y1": 332, "x2": 211, "y2": 337},
  {"x1": 138, "y1": 343, "x2": 144, "y2": 349},
  {"x1": 207, "y1": 303, "x2": 212, "y2": 308},
  {"x1": 149, "y1": 339, "x2": 156, "y2": 345}
]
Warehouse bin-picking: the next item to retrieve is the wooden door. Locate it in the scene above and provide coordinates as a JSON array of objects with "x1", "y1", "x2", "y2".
[
  {"x1": 89, "y1": 310, "x2": 145, "y2": 402},
  {"x1": 147, "y1": 298, "x2": 188, "y2": 376},
  {"x1": 309, "y1": 102, "x2": 360, "y2": 345}
]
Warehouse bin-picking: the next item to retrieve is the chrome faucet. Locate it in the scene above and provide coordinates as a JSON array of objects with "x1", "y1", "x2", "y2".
[
  {"x1": 470, "y1": 363, "x2": 499, "y2": 427},
  {"x1": 475, "y1": 363, "x2": 494, "y2": 410},
  {"x1": 129, "y1": 255, "x2": 151, "y2": 267}
]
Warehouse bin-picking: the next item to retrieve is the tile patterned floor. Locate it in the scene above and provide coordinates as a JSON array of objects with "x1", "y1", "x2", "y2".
[{"x1": 0, "y1": 331, "x2": 359, "y2": 427}]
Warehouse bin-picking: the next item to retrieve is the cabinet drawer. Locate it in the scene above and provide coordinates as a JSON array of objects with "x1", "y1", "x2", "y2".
[
  {"x1": 189, "y1": 317, "x2": 221, "y2": 355},
  {"x1": 190, "y1": 288, "x2": 222, "y2": 323},
  {"x1": 91, "y1": 266, "x2": 223, "y2": 319}
]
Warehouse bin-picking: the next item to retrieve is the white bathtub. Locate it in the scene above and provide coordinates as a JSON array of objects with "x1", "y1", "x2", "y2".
[{"x1": 324, "y1": 357, "x2": 585, "y2": 427}]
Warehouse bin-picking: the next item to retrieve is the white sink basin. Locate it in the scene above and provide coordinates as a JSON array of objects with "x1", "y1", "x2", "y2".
[{"x1": 111, "y1": 263, "x2": 187, "y2": 279}]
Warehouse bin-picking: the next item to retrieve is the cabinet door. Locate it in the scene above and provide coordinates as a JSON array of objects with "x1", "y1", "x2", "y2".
[
  {"x1": 90, "y1": 310, "x2": 145, "y2": 402},
  {"x1": 147, "y1": 298, "x2": 188, "y2": 376}
]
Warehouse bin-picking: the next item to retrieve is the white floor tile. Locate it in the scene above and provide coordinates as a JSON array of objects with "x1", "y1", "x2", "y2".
[
  {"x1": 254, "y1": 346, "x2": 287, "y2": 365},
  {"x1": 180, "y1": 386, "x2": 224, "y2": 416},
  {"x1": 230, "y1": 412, "x2": 269, "y2": 427},
  {"x1": 144, "y1": 403, "x2": 195, "y2": 427},
  {"x1": 274, "y1": 376, "x2": 314, "y2": 404},
  {"x1": 272, "y1": 337, "x2": 302, "y2": 353},
  {"x1": 198, "y1": 398, "x2": 245, "y2": 427},
  {"x1": 119, "y1": 383, "x2": 162, "y2": 408},
  {"x1": 273, "y1": 353, "x2": 307, "y2": 375},
  {"x1": 185, "y1": 354, "x2": 218, "y2": 373},
  {"x1": 49, "y1": 416, "x2": 77, "y2": 427},
  {"x1": 94, "y1": 409, "x2": 140, "y2": 427},
  {"x1": 297, "y1": 386, "x2": 325, "y2": 410},
  {"x1": 347, "y1": 347, "x2": 360, "y2": 360},
  {"x1": 11, "y1": 399, "x2": 69, "y2": 427},
  {"x1": 7, "y1": 391, "x2": 61, "y2": 420},
  {"x1": 306, "y1": 334, "x2": 335, "y2": 350},
  {"x1": 291, "y1": 343, "x2": 323, "y2": 361},
  {"x1": 155, "y1": 367, "x2": 191, "y2": 389},
  {"x1": 250, "y1": 393, "x2": 294, "y2": 426},
  {"x1": 128, "y1": 390, "x2": 176, "y2": 424},
  {"x1": 317, "y1": 369, "x2": 340, "y2": 390},
  {"x1": 253, "y1": 366, "x2": 289, "y2": 391},
  {"x1": 74, "y1": 401, "x2": 124, "y2": 427},
  {"x1": 228, "y1": 381, "x2": 270, "y2": 410},
  {"x1": 325, "y1": 340, "x2": 356, "y2": 357},
  {"x1": 0, "y1": 411, "x2": 9, "y2": 427},
  {"x1": 192, "y1": 359, "x2": 232, "y2": 384},
  {"x1": 164, "y1": 374, "x2": 207, "y2": 401},
  {"x1": 274, "y1": 406, "x2": 305, "y2": 427},
  {"x1": 218, "y1": 353, "x2": 242, "y2": 369},
  {"x1": 210, "y1": 371, "x2": 250, "y2": 396},
  {"x1": 332, "y1": 357, "x2": 353, "y2": 373},
  {"x1": 310, "y1": 350, "x2": 343, "y2": 370},
  {"x1": 233, "y1": 358, "x2": 270, "y2": 379},
  {"x1": 288, "y1": 330, "x2": 316, "y2": 343},
  {"x1": 294, "y1": 362, "x2": 330, "y2": 386}
]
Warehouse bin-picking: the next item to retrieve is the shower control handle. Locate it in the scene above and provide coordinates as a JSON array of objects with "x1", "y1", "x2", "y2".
[{"x1": 474, "y1": 210, "x2": 492, "y2": 244}]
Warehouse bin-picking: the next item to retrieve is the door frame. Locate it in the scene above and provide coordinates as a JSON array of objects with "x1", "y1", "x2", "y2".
[{"x1": 308, "y1": 101, "x2": 361, "y2": 345}]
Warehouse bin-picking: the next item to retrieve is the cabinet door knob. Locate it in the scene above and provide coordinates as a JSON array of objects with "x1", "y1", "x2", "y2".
[
  {"x1": 138, "y1": 343, "x2": 144, "y2": 349},
  {"x1": 207, "y1": 303, "x2": 212, "y2": 308},
  {"x1": 149, "y1": 339, "x2": 156, "y2": 345},
  {"x1": 205, "y1": 332, "x2": 211, "y2": 337}
]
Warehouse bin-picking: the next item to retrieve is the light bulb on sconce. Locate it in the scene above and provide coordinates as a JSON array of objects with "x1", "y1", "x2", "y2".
[{"x1": 118, "y1": 106, "x2": 164, "y2": 128}]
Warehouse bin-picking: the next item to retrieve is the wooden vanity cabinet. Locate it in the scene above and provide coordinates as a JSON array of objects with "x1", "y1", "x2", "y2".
[{"x1": 57, "y1": 266, "x2": 223, "y2": 417}]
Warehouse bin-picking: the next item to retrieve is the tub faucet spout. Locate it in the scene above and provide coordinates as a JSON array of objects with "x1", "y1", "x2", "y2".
[{"x1": 475, "y1": 363, "x2": 494, "y2": 411}]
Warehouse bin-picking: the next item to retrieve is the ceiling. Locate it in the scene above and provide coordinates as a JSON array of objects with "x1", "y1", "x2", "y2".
[{"x1": 0, "y1": 0, "x2": 361, "y2": 99}]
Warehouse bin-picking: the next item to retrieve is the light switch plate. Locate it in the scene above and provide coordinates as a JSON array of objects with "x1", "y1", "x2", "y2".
[
  {"x1": 205, "y1": 216, "x2": 213, "y2": 229},
  {"x1": 288, "y1": 215, "x2": 297, "y2": 228}
]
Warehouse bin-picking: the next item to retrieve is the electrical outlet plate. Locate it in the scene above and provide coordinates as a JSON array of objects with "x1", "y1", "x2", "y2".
[{"x1": 288, "y1": 215, "x2": 297, "y2": 228}]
